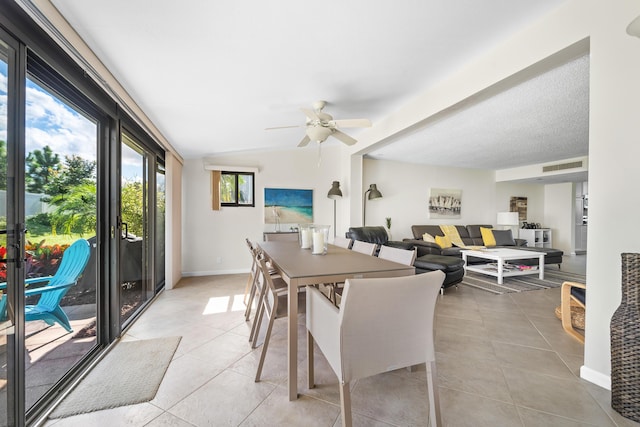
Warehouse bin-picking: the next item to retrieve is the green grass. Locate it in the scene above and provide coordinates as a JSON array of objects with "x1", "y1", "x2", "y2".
[{"x1": 26, "y1": 233, "x2": 91, "y2": 246}]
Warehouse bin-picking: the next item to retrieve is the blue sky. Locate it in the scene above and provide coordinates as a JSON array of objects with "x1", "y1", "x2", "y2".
[{"x1": 0, "y1": 60, "x2": 141, "y2": 181}]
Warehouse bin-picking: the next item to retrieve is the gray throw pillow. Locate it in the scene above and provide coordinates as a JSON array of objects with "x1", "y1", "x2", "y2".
[{"x1": 492, "y1": 229, "x2": 516, "y2": 246}]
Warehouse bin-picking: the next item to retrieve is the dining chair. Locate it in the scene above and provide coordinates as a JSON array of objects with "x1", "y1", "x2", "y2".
[
  {"x1": 351, "y1": 240, "x2": 376, "y2": 256},
  {"x1": 332, "y1": 236, "x2": 352, "y2": 249},
  {"x1": 247, "y1": 249, "x2": 285, "y2": 332},
  {"x1": 560, "y1": 281, "x2": 586, "y2": 343},
  {"x1": 377, "y1": 245, "x2": 417, "y2": 266},
  {"x1": 306, "y1": 271, "x2": 445, "y2": 427},
  {"x1": 243, "y1": 238, "x2": 258, "y2": 313},
  {"x1": 253, "y1": 254, "x2": 306, "y2": 382}
]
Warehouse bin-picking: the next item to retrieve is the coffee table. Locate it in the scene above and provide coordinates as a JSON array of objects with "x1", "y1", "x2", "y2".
[{"x1": 460, "y1": 248, "x2": 545, "y2": 284}]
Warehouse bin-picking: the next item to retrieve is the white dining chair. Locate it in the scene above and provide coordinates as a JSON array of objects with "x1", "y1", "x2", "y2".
[
  {"x1": 351, "y1": 240, "x2": 376, "y2": 256},
  {"x1": 306, "y1": 271, "x2": 445, "y2": 427},
  {"x1": 377, "y1": 245, "x2": 417, "y2": 266},
  {"x1": 332, "y1": 236, "x2": 352, "y2": 249}
]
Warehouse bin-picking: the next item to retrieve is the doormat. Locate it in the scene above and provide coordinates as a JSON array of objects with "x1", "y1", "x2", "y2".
[
  {"x1": 459, "y1": 269, "x2": 585, "y2": 294},
  {"x1": 50, "y1": 336, "x2": 181, "y2": 418}
]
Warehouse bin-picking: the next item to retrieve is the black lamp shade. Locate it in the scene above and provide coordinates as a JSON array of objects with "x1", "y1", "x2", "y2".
[
  {"x1": 327, "y1": 181, "x2": 343, "y2": 199},
  {"x1": 367, "y1": 184, "x2": 382, "y2": 200}
]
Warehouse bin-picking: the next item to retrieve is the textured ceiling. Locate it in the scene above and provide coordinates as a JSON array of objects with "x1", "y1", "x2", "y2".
[
  {"x1": 366, "y1": 54, "x2": 590, "y2": 170},
  {"x1": 47, "y1": 0, "x2": 585, "y2": 182}
]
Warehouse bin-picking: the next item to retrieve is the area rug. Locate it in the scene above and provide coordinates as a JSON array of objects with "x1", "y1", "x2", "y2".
[
  {"x1": 50, "y1": 336, "x2": 181, "y2": 418},
  {"x1": 459, "y1": 268, "x2": 585, "y2": 294}
]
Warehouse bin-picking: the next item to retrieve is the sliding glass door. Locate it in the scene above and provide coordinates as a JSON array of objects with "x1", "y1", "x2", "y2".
[
  {"x1": 0, "y1": 33, "x2": 18, "y2": 427},
  {"x1": 119, "y1": 132, "x2": 152, "y2": 326}
]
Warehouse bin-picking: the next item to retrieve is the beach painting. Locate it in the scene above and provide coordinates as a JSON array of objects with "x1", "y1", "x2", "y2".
[{"x1": 264, "y1": 188, "x2": 313, "y2": 224}]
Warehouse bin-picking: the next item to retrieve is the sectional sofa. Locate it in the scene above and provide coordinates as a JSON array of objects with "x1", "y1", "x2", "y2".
[{"x1": 403, "y1": 224, "x2": 564, "y2": 267}]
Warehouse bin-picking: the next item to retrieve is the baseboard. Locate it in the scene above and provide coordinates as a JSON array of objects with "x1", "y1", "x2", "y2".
[
  {"x1": 581, "y1": 365, "x2": 611, "y2": 390},
  {"x1": 182, "y1": 268, "x2": 249, "y2": 277}
]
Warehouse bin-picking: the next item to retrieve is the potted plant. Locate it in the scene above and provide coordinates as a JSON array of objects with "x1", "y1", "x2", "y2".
[{"x1": 385, "y1": 217, "x2": 392, "y2": 239}]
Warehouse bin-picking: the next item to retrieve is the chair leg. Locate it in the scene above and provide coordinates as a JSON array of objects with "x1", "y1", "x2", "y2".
[
  {"x1": 307, "y1": 330, "x2": 315, "y2": 389},
  {"x1": 244, "y1": 273, "x2": 258, "y2": 321},
  {"x1": 339, "y1": 381, "x2": 352, "y2": 427},
  {"x1": 255, "y1": 312, "x2": 275, "y2": 382},
  {"x1": 426, "y1": 360, "x2": 442, "y2": 427}
]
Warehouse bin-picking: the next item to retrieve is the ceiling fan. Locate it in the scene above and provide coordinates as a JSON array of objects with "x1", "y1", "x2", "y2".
[{"x1": 266, "y1": 101, "x2": 372, "y2": 147}]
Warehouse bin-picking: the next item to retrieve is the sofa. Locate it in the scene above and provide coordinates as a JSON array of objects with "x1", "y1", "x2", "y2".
[
  {"x1": 345, "y1": 226, "x2": 465, "y2": 289},
  {"x1": 403, "y1": 224, "x2": 564, "y2": 267}
]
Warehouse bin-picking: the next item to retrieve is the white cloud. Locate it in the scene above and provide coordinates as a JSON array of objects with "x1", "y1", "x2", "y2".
[{"x1": 25, "y1": 82, "x2": 97, "y2": 162}]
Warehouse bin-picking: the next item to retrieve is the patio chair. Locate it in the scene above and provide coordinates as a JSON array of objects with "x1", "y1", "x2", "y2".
[
  {"x1": 23, "y1": 238, "x2": 91, "y2": 333},
  {"x1": 306, "y1": 271, "x2": 445, "y2": 427}
]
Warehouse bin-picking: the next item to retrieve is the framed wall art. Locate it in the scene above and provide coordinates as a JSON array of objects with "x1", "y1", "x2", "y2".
[
  {"x1": 510, "y1": 196, "x2": 528, "y2": 221},
  {"x1": 428, "y1": 188, "x2": 462, "y2": 219},
  {"x1": 264, "y1": 188, "x2": 313, "y2": 224}
]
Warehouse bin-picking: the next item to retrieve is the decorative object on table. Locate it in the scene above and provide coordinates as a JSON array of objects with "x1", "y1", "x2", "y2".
[
  {"x1": 327, "y1": 181, "x2": 343, "y2": 237},
  {"x1": 298, "y1": 224, "x2": 313, "y2": 249},
  {"x1": 428, "y1": 188, "x2": 461, "y2": 219},
  {"x1": 510, "y1": 196, "x2": 528, "y2": 221},
  {"x1": 264, "y1": 188, "x2": 313, "y2": 224},
  {"x1": 311, "y1": 225, "x2": 330, "y2": 255},
  {"x1": 611, "y1": 252, "x2": 640, "y2": 422},
  {"x1": 497, "y1": 211, "x2": 519, "y2": 236},
  {"x1": 363, "y1": 184, "x2": 382, "y2": 225}
]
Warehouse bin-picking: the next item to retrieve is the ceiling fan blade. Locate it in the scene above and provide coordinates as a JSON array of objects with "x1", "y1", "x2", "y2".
[
  {"x1": 297, "y1": 135, "x2": 311, "y2": 147},
  {"x1": 331, "y1": 130, "x2": 358, "y2": 146},
  {"x1": 301, "y1": 108, "x2": 320, "y2": 121},
  {"x1": 265, "y1": 125, "x2": 301, "y2": 130},
  {"x1": 332, "y1": 118, "x2": 372, "y2": 128}
]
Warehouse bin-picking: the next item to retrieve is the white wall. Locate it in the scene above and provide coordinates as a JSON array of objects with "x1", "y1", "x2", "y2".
[
  {"x1": 182, "y1": 146, "x2": 342, "y2": 276},
  {"x1": 495, "y1": 182, "x2": 545, "y2": 225},
  {"x1": 363, "y1": 158, "x2": 497, "y2": 239},
  {"x1": 544, "y1": 182, "x2": 574, "y2": 255}
]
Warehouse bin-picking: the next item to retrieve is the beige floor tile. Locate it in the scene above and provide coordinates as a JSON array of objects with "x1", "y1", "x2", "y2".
[
  {"x1": 502, "y1": 368, "x2": 615, "y2": 426},
  {"x1": 144, "y1": 411, "x2": 195, "y2": 427},
  {"x1": 517, "y1": 405, "x2": 603, "y2": 427},
  {"x1": 167, "y1": 370, "x2": 275, "y2": 426},
  {"x1": 439, "y1": 387, "x2": 523, "y2": 427},
  {"x1": 492, "y1": 341, "x2": 574, "y2": 379},
  {"x1": 240, "y1": 385, "x2": 340, "y2": 427}
]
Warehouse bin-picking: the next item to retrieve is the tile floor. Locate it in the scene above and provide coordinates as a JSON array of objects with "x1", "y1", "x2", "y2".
[{"x1": 42, "y1": 255, "x2": 640, "y2": 426}]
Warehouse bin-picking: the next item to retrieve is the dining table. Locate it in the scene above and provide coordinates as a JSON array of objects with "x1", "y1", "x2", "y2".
[{"x1": 257, "y1": 240, "x2": 416, "y2": 401}]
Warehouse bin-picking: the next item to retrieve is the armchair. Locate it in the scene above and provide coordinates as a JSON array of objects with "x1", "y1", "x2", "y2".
[{"x1": 306, "y1": 271, "x2": 445, "y2": 427}]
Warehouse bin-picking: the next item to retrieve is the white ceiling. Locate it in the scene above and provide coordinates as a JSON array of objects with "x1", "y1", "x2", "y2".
[{"x1": 48, "y1": 0, "x2": 587, "y2": 182}]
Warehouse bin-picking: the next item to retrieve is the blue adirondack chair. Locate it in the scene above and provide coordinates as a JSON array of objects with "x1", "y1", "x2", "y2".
[{"x1": 23, "y1": 238, "x2": 91, "y2": 332}]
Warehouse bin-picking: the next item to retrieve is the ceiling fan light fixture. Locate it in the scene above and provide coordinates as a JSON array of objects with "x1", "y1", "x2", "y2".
[{"x1": 307, "y1": 126, "x2": 332, "y2": 143}]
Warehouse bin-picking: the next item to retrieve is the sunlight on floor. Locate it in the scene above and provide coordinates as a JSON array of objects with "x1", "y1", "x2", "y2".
[{"x1": 202, "y1": 294, "x2": 246, "y2": 315}]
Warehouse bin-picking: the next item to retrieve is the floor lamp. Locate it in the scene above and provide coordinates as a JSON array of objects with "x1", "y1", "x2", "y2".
[
  {"x1": 363, "y1": 184, "x2": 382, "y2": 225},
  {"x1": 327, "y1": 181, "x2": 342, "y2": 237}
]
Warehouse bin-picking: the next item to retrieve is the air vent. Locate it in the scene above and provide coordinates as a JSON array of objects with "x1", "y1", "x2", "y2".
[{"x1": 542, "y1": 161, "x2": 583, "y2": 173}]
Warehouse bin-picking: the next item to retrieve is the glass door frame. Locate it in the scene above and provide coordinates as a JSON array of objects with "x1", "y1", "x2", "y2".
[{"x1": 2, "y1": 25, "x2": 27, "y2": 427}]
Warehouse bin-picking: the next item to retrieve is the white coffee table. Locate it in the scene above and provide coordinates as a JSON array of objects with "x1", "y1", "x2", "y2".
[{"x1": 460, "y1": 248, "x2": 545, "y2": 285}]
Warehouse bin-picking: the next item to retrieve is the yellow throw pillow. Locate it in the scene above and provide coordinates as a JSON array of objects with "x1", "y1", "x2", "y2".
[
  {"x1": 435, "y1": 235, "x2": 452, "y2": 249},
  {"x1": 480, "y1": 227, "x2": 496, "y2": 246},
  {"x1": 422, "y1": 233, "x2": 436, "y2": 243}
]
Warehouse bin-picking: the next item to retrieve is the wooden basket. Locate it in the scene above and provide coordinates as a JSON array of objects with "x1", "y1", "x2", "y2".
[{"x1": 555, "y1": 305, "x2": 585, "y2": 330}]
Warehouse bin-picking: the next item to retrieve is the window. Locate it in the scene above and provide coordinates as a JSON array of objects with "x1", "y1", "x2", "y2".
[{"x1": 221, "y1": 172, "x2": 254, "y2": 206}]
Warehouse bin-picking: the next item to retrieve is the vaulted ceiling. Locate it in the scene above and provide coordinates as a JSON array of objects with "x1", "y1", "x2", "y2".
[{"x1": 47, "y1": 0, "x2": 587, "y2": 181}]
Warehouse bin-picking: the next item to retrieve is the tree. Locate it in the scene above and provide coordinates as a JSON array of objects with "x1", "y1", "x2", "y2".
[
  {"x1": 121, "y1": 180, "x2": 144, "y2": 236},
  {"x1": 45, "y1": 155, "x2": 96, "y2": 198},
  {"x1": 48, "y1": 182, "x2": 96, "y2": 236},
  {"x1": 26, "y1": 145, "x2": 61, "y2": 194}
]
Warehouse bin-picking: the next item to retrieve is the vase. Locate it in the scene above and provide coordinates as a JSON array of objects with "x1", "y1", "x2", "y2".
[{"x1": 611, "y1": 253, "x2": 640, "y2": 422}]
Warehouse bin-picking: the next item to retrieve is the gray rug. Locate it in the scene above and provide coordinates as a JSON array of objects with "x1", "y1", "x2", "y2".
[
  {"x1": 51, "y1": 336, "x2": 181, "y2": 418},
  {"x1": 459, "y1": 268, "x2": 585, "y2": 294}
]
